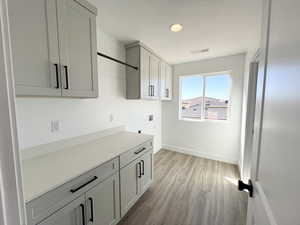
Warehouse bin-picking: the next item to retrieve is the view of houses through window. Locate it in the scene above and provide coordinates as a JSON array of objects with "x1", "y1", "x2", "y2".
[{"x1": 180, "y1": 73, "x2": 231, "y2": 121}]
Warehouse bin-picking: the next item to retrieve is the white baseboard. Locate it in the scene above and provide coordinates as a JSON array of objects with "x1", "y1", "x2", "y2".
[{"x1": 162, "y1": 144, "x2": 238, "y2": 165}]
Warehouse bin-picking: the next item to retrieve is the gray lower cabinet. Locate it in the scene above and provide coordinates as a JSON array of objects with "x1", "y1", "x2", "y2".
[
  {"x1": 36, "y1": 174, "x2": 120, "y2": 225},
  {"x1": 120, "y1": 150, "x2": 153, "y2": 217},
  {"x1": 38, "y1": 196, "x2": 86, "y2": 225},
  {"x1": 120, "y1": 157, "x2": 141, "y2": 216},
  {"x1": 140, "y1": 151, "x2": 153, "y2": 195},
  {"x1": 86, "y1": 173, "x2": 120, "y2": 225},
  {"x1": 27, "y1": 141, "x2": 153, "y2": 225}
]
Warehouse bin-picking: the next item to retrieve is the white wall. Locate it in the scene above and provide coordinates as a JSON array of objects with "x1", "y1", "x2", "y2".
[
  {"x1": 162, "y1": 53, "x2": 246, "y2": 164},
  {"x1": 15, "y1": 29, "x2": 162, "y2": 153}
]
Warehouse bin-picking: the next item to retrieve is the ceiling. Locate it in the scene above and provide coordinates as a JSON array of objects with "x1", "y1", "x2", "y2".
[{"x1": 89, "y1": 0, "x2": 262, "y2": 64}]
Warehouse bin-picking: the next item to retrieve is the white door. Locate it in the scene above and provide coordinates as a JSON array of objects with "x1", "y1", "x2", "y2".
[
  {"x1": 58, "y1": 0, "x2": 98, "y2": 98},
  {"x1": 8, "y1": 0, "x2": 62, "y2": 96},
  {"x1": 86, "y1": 174, "x2": 120, "y2": 225},
  {"x1": 246, "y1": 0, "x2": 300, "y2": 224}
]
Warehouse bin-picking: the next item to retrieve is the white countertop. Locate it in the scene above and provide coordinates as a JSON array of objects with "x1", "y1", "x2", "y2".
[{"x1": 22, "y1": 131, "x2": 152, "y2": 202}]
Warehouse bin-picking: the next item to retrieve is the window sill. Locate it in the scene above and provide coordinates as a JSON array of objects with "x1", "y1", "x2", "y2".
[{"x1": 179, "y1": 118, "x2": 231, "y2": 123}]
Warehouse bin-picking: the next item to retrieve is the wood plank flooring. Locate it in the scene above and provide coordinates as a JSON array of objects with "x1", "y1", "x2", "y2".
[{"x1": 117, "y1": 149, "x2": 248, "y2": 225}]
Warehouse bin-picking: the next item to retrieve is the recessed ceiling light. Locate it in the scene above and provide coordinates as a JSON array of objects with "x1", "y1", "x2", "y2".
[{"x1": 170, "y1": 24, "x2": 183, "y2": 32}]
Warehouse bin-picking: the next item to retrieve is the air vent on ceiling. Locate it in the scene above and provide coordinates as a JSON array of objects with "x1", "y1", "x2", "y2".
[{"x1": 190, "y1": 48, "x2": 210, "y2": 54}]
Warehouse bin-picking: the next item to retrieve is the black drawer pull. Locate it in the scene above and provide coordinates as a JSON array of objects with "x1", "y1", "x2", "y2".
[
  {"x1": 70, "y1": 176, "x2": 98, "y2": 193},
  {"x1": 54, "y1": 63, "x2": 59, "y2": 89},
  {"x1": 134, "y1": 147, "x2": 146, "y2": 155},
  {"x1": 137, "y1": 162, "x2": 142, "y2": 178},
  {"x1": 80, "y1": 204, "x2": 85, "y2": 225},
  {"x1": 88, "y1": 197, "x2": 94, "y2": 222},
  {"x1": 64, "y1": 65, "x2": 69, "y2": 89},
  {"x1": 141, "y1": 160, "x2": 145, "y2": 175}
]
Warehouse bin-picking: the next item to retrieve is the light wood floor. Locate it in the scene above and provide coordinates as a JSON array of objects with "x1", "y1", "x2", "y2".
[{"x1": 117, "y1": 149, "x2": 248, "y2": 225}]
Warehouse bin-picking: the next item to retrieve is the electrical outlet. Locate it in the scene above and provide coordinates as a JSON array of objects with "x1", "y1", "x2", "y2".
[
  {"x1": 50, "y1": 120, "x2": 60, "y2": 132},
  {"x1": 149, "y1": 114, "x2": 154, "y2": 121},
  {"x1": 109, "y1": 114, "x2": 114, "y2": 122}
]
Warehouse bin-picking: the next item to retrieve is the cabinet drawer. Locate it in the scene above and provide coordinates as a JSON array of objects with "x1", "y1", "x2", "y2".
[
  {"x1": 120, "y1": 140, "x2": 152, "y2": 168},
  {"x1": 26, "y1": 157, "x2": 119, "y2": 225}
]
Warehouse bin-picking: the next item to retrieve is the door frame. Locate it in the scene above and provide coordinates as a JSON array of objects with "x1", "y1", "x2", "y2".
[
  {"x1": 0, "y1": 0, "x2": 26, "y2": 224},
  {"x1": 241, "y1": 50, "x2": 260, "y2": 182},
  {"x1": 246, "y1": 0, "x2": 278, "y2": 224}
]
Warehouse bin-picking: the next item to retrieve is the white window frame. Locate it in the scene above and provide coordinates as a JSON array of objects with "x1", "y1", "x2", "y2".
[{"x1": 178, "y1": 71, "x2": 232, "y2": 122}]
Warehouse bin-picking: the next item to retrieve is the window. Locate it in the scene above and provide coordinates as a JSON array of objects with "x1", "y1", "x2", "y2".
[{"x1": 179, "y1": 73, "x2": 231, "y2": 121}]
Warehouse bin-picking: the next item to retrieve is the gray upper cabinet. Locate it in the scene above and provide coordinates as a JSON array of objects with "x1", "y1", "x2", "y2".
[
  {"x1": 38, "y1": 195, "x2": 86, "y2": 225},
  {"x1": 149, "y1": 54, "x2": 160, "y2": 99},
  {"x1": 86, "y1": 173, "x2": 120, "y2": 225},
  {"x1": 160, "y1": 62, "x2": 172, "y2": 101},
  {"x1": 8, "y1": 0, "x2": 98, "y2": 98},
  {"x1": 8, "y1": 0, "x2": 61, "y2": 96},
  {"x1": 140, "y1": 47, "x2": 152, "y2": 99},
  {"x1": 58, "y1": 0, "x2": 98, "y2": 98},
  {"x1": 165, "y1": 64, "x2": 173, "y2": 100},
  {"x1": 125, "y1": 42, "x2": 171, "y2": 100}
]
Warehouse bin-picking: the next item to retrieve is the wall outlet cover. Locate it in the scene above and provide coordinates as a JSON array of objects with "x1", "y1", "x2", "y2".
[
  {"x1": 50, "y1": 120, "x2": 60, "y2": 132},
  {"x1": 149, "y1": 114, "x2": 154, "y2": 121}
]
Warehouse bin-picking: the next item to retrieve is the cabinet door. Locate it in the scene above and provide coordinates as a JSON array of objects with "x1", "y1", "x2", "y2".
[
  {"x1": 120, "y1": 158, "x2": 141, "y2": 217},
  {"x1": 149, "y1": 55, "x2": 160, "y2": 99},
  {"x1": 58, "y1": 0, "x2": 98, "y2": 98},
  {"x1": 140, "y1": 151, "x2": 153, "y2": 195},
  {"x1": 38, "y1": 196, "x2": 85, "y2": 225},
  {"x1": 159, "y1": 61, "x2": 167, "y2": 99},
  {"x1": 8, "y1": 0, "x2": 61, "y2": 96},
  {"x1": 140, "y1": 47, "x2": 151, "y2": 99},
  {"x1": 165, "y1": 64, "x2": 173, "y2": 100},
  {"x1": 86, "y1": 173, "x2": 120, "y2": 225}
]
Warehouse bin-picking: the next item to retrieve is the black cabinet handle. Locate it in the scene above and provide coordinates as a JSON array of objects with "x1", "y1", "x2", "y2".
[
  {"x1": 152, "y1": 85, "x2": 155, "y2": 96},
  {"x1": 137, "y1": 162, "x2": 142, "y2": 178},
  {"x1": 134, "y1": 147, "x2": 146, "y2": 155},
  {"x1": 54, "y1": 63, "x2": 59, "y2": 89},
  {"x1": 80, "y1": 204, "x2": 85, "y2": 225},
  {"x1": 70, "y1": 176, "x2": 98, "y2": 193},
  {"x1": 64, "y1": 65, "x2": 69, "y2": 89},
  {"x1": 141, "y1": 160, "x2": 145, "y2": 176},
  {"x1": 88, "y1": 197, "x2": 94, "y2": 222}
]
